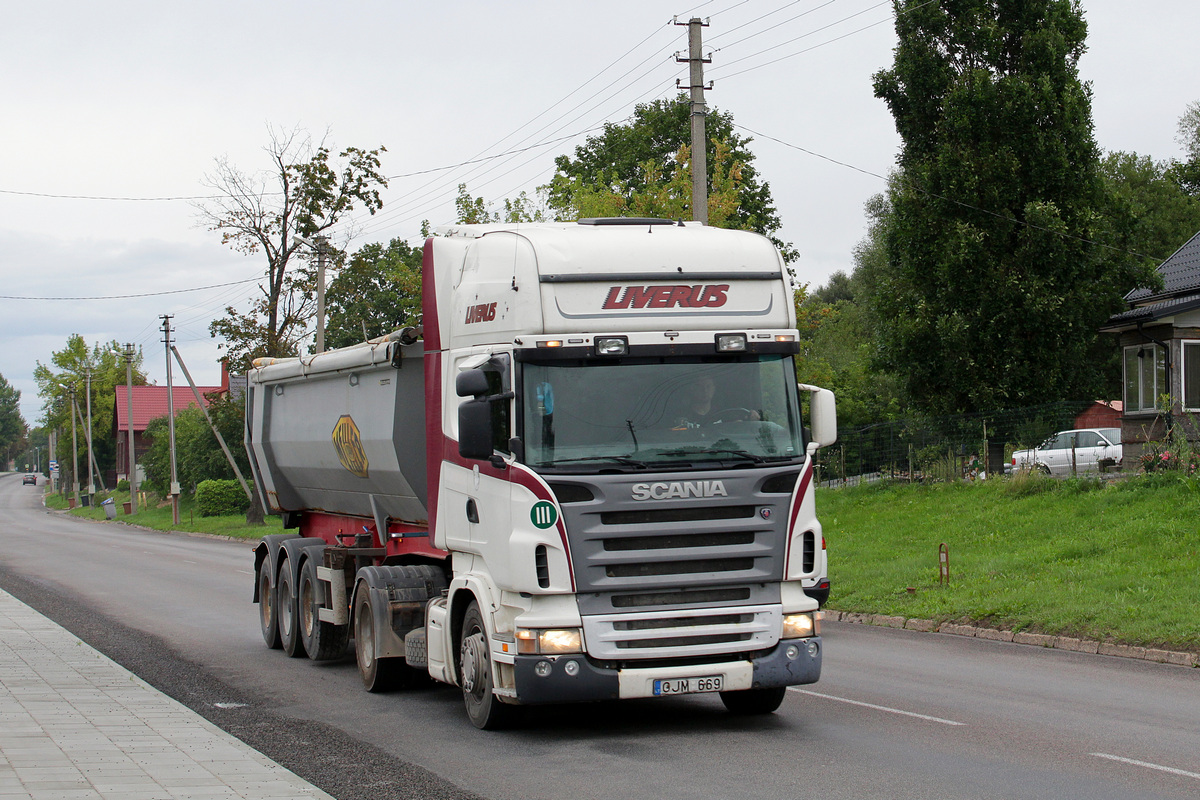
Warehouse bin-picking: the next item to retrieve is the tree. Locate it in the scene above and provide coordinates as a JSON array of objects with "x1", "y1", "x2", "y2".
[
  {"x1": 549, "y1": 140, "x2": 753, "y2": 230},
  {"x1": 870, "y1": 0, "x2": 1159, "y2": 423},
  {"x1": 544, "y1": 95, "x2": 796, "y2": 260},
  {"x1": 454, "y1": 184, "x2": 546, "y2": 225},
  {"x1": 798, "y1": 194, "x2": 904, "y2": 429},
  {"x1": 1100, "y1": 151, "x2": 1200, "y2": 263},
  {"x1": 197, "y1": 127, "x2": 387, "y2": 371},
  {"x1": 1169, "y1": 100, "x2": 1200, "y2": 197},
  {"x1": 33, "y1": 335, "x2": 147, "y2": 487},
  {"x1": 139, "y1": 394, "x2": 250, "y2": 496},
  {"x1": 0, "y1": 374, "x2": 26, "y2": 468},
  {"x1": 324, "y1": 238, "x2": 423, "y2": 349}
]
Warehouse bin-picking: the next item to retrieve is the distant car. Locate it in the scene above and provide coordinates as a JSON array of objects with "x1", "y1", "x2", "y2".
[
  {"x1": 1011, "y1": 428, "x2": 1122, "y2": 475},
  {"x1": 22, "y1": 473, "x2": 38, "y2": 485}
]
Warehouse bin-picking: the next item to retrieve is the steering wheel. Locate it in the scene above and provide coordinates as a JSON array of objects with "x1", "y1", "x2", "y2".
[{"x1": 712, "y1": 407, "x2": 753, "y2": 423}]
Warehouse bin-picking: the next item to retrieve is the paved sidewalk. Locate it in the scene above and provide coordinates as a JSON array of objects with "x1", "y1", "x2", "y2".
[{"x1": 0, "y1": 588, "x2": 333, "y2": 800}]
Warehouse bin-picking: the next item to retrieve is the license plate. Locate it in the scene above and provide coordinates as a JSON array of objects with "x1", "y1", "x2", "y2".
[{"x1": 653, "y1": 675, "x2": 723, "y2": 696}]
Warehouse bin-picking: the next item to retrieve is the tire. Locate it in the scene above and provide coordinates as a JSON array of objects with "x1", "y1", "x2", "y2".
[
  {"x1": 299, "y1": 558, "x2": 349, "y2": 662},
  {"x1": 1038, "y1": 464, "x2": 1052, "y2": 475},
  {"x1": 459, "y1": 600, "x2": 520, "y2": 730},
  {"x1": 257, "y1": 560, "x2": 282, "y2": 650},
  {"x1": 354, "y1": 581, "x2": 404, "y2": 692},
  {"x1": 277, "y1": 557, "x2": 306, "y2": 658},
  {"x1": 720, "y1": 687, "x2": 787, "y2": 715}
]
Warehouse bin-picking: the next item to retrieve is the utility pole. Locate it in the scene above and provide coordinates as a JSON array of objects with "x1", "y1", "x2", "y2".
[
  {"x1": 162, "y1": 315, "x2": 181, "y2": 525},
  {"x1": 296, "y1": 234, "x2": 331, "y2": 352},
  {"x1": 676, "y1": 16, "x2": 711, "y2": 224},
  {"x1": 123, "y1": 343, "x2": 138, "y2": 514},
  {"x1": 84, "y1": 367, "x2": 95, "y2": 505},
  {"x1": 62, "y1": 384, "x2": 80, "y2": 507}
]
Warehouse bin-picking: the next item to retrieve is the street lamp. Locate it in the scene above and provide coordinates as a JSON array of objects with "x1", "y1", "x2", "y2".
[{"x1": 295, "y1": 234, "x2": 330, "y2": 353}]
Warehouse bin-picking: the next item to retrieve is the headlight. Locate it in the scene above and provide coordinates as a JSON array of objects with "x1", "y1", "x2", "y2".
[
  {"x1": 782, "y1": 612, "x2": 820, "y2": 639},
  {"x1": 515, "y1": 628, "x2": 583, "y2": 655}
]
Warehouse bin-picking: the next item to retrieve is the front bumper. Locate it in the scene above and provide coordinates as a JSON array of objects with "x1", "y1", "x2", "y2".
[{"x1": 510, "y1": 636, "x2": 822, "y2": 705}]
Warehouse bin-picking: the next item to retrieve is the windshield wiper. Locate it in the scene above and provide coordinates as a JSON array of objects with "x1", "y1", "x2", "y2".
[
  {"x1": 543, "y1": 455, "x2": 648, "y2": 468},
  {"x1": 654, "y1": 448, "x2": 769, "y2": 463}
]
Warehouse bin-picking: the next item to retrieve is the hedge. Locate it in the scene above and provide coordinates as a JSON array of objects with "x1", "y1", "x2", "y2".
[{"x1": 195, "y1": 479, "x2": 251, "y2": 517}]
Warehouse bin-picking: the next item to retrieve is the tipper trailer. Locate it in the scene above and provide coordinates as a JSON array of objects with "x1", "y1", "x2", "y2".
[{"x1": 248, "y1": 218, "x2": 837, "y2": 728}]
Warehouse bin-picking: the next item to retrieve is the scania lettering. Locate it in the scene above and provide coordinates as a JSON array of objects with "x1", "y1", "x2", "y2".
[
  {"x1": 247, "y1": 218, "x2": 837, "y2": 729},
  {"x1": 631, "y1": 481, "x2": 729, "y2": 500}
]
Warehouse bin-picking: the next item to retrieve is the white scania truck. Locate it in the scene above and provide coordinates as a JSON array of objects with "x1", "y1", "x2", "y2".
[{"x1": 247, "y1": 219, "x2": 837, "y2": 728}]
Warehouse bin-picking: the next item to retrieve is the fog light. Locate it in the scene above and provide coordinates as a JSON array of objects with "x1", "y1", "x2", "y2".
[
  {"x1": 595, "y1": 337, "x2": 628, "y2": 356},
  {"x1": 716, "y1": 333, "x2": 747, "y2": 352},
  {"x1": 785, "y1": 645, "x2": 800, "y2": 660},
  {"x1": 807, "y1": 640, "x2": 820, "y2": 658},
  {"x1": 564, "y1": 660, "x2": 580, "y2": 676},
  {"x1": 534, "y1": 660, "x2": 552, "y2": 677}
]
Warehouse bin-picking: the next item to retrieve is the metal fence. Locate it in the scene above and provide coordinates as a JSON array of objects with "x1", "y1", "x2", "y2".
[{"x1": 817, "y1": 400, "x2": 1097, "y2": 486}]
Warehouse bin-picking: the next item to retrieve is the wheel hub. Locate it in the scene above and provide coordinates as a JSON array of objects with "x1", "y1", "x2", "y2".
[{"x1": 461, "y1": 633, "x2": 486, "y2": 695}]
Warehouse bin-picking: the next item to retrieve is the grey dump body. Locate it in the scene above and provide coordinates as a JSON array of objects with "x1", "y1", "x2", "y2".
[{"x1": 245, "y1": 336, "x2": 429, "y2": 526}]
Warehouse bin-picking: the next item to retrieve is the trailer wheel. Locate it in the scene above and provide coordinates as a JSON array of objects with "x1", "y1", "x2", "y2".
[
  {"x1": 299, "y1": 558, "x2": 349, "y2": 661},
  {"x1": 719, "y1": 687, "x2": 787, "y2": 715},
  {"x1": 459, "y1": 601, "x2": 519, "y2": 730},
  {"x1": 277, "y1": 557, "x2": 306, "y2": 658},
  {"x1": 354, "y1": 582, "x2": 402, "y2": 691},
  {"x1": 257, "y1": 561, "x2": 282, "y2": 650}
]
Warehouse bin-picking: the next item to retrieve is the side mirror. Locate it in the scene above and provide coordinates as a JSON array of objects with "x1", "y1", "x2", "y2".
[
  {"x1": 456, "y1": 368, "x2": 490, "y2": 398},
  {"x1": 458, "y1": 399, "x2": 494, "y2": 460},
  {"x1": 798, "y1": 383, "x2": 837, "y2": 449}
]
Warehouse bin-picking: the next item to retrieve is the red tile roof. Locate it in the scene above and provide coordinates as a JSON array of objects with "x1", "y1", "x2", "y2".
[{"x1": 113, "y1": 385, "x2": 223, "y2": 433}]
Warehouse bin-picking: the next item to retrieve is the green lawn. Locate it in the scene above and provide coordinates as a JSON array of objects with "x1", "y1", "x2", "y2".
[
  {"x1": 818, "y1": 472, "x2": 1200, "y2": 651},
  {"x1": 44, "y1": 489, "x2": 281, "y2": 540}
]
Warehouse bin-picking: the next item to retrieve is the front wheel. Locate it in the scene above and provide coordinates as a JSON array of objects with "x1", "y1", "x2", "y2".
[
  {"x1": 720, "y1": 687, "x2": 787, "y2": 715},
  {"x1": 459, "y1": 601, "x2": 520, "y2": 730}
]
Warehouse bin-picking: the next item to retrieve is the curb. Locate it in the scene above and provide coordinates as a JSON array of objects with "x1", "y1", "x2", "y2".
[{"x1": 824, "y1": 609, "x2": 1199, "y2": 668}]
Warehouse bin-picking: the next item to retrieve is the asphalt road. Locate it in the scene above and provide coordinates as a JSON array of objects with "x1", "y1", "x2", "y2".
[{"x1": 2, "y1": 472, "x2": 1198, "y2": 799}]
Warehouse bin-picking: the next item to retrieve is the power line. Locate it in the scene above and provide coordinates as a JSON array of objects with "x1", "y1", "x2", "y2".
[
  {"x1": 0, "y1": 188, "x2": 223, "y2": 202},
  {"x1": 0, "y1": 276, "x2": 261, "y2": 301},
  {"x1": 737, "y1": 124, "x2": 1168, "y2": 263}
]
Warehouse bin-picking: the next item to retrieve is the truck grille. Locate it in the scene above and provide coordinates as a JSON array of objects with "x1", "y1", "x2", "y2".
[{"x1": 582, "y1": 605, "x2": 781, "y2": 660}]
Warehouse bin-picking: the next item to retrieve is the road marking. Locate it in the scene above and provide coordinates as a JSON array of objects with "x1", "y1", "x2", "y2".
[
  {"x1": 1090, "y1": 753, "x2": 1200, "y2": 781},
  {"x1": 789, "y1": 688, "x2": 965, "y2": 726}
]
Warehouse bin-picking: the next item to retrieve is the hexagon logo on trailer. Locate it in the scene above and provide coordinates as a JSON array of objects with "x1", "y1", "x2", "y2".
[
  {"x1": 332, "y1": 415, "x2": 369, "y2": 478},
  {"x1": 530, "y1": 501, "x2": 558, "y2": 529}
]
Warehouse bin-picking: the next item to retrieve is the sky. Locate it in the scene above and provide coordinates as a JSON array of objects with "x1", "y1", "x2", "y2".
[{"x1": 2, "y1": 0, "x2": 1197, "y2": 429}]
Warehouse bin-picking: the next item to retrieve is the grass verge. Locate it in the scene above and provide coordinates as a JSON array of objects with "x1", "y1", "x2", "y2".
[
  {"x1": 819, "y1": 472, "x2": 1200, "y2": 651},
  {"x1": 43, "y1": 488, "x2": 281, "y2": 540}
]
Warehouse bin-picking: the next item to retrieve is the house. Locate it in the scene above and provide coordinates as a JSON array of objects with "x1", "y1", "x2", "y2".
[
  {"x1": 1100, "y1": 229, "x2": 1200, "y2": 463},
  {"x1": 111, "y1": 363, "x2": 231, "y2": 484},
  {"x1": 1073, "y1": 400, "x2": 1122, "y2": 430}
]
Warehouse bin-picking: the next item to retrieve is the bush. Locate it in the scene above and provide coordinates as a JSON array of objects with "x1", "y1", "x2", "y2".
[
  {"x1": 195, "y1": 479, "x2": 251, "y2": 517},
  {"x1": 116, "y1": 479, "x2": 130, "y2": 492}
]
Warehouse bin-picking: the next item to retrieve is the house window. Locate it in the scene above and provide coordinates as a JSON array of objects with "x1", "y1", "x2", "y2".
[
  {"x1": 1183, "y1": 341, "x2": 1200, "y2": 412},
  {"x1": 1123, "y1": 344, "x2": 1166, "y2": 412}
]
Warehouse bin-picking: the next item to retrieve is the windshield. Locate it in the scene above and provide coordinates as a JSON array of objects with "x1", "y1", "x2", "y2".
[{"x1": 519, "y1": 355, "x2": 805, "y2": 469}]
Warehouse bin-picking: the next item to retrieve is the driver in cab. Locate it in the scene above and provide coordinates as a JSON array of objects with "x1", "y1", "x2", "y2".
[{"x1": 673, "y1": 374, "x2": 760, "y2": 429}]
